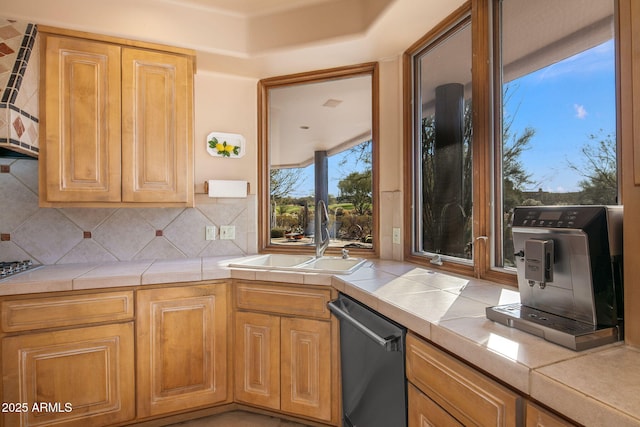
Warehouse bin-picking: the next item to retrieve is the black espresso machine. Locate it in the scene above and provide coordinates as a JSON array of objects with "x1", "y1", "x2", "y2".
[{"x1": 486, "y1": 205, "x2": 623, "y2": 350}]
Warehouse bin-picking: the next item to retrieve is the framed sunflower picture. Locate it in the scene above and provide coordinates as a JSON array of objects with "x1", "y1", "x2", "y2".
[{"x1": 206, "y1": 132, "x2": 246, "y2": 158}]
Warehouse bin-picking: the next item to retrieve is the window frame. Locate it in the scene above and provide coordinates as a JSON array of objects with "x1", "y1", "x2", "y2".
[
  {"x1": 404, "y1": 1, "x2": 498, "y2": 280},
  {"x1": 258, "y1": 63, "x2": 380, "y2": 257},
  {"x1": 404, "y1": 0, "x2": 620, "y2": 285}
]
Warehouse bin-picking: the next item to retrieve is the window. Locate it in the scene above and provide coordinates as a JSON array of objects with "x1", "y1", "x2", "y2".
[
  {"x1": 259, "y1": 64, "x2": 378, "y2": 255},
  {"x1": 406, "y1": 0, "x2": 618, "y2": 280},
  {"x1": 410, "y1": 13, "x2": 473, "y2": 264},
  {"x1": 498, "y1": 0, "x2": 617, "y2": 268}
]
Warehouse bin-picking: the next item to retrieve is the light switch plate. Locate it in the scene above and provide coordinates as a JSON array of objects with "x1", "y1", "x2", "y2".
[
  {"x1": 205, "y1": 225, "x2": 217, "y2": 240},
  {"x1": 392, "y1": 227, "x2": 401, "y2": 244},
  {"x1": 220, "y1": 225, "x2": 236, "y2": 240}
]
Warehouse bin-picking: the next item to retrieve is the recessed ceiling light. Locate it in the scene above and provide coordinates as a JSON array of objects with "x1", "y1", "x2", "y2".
[{"x1": 323, "y1": 99, "x2": 342, "y2": 108}]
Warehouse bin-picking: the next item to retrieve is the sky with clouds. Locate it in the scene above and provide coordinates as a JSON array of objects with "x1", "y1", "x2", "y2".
[{"x1": 504, "y1": 39, "x2": 616, "y2": 193}]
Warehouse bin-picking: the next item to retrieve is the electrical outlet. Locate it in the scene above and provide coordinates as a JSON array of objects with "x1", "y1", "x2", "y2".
[
  {"x1": 392, "y1": 227, "x2": 401, "y2": 244},
  {"x1": 205, "y1": 225, "x2": 217, "y2": 240},
  {"x1": 220, "y1": 225, "x2": 236, "y2": 240}
]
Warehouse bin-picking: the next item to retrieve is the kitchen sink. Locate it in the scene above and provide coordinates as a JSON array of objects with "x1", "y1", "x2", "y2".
[
  {"x1": 228, "y1": 254, "x2": 366, "y2": 274},
  {"x1": 230, "y1": 254, "x2": 315, "y2": 268},
  {"x1": 301, "y1": 256, "x2": 367, "y2": 273}
]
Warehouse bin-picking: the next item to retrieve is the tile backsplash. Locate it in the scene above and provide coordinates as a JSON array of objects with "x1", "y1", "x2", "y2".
[{"x1": 0, "y1": 157, "x2": 256, "y2": 264}]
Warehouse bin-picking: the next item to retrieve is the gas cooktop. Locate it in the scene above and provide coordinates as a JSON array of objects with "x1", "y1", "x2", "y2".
[{"x1": 0, "y1": 260, "x2": 40, "y2": 280}]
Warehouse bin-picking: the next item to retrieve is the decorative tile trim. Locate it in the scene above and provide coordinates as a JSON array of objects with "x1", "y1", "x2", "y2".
[
  {"x1": 0, "y1": 22, "x2": 38, "y2": 157},
  {"x1": 0, "y1": 137, "x2": 39, "y2": 153},
  {"x1": 1, "y1": 23, "x2": 36, "y2": 104}
]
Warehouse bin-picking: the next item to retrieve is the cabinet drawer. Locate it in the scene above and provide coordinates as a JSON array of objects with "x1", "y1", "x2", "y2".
[
  {"x1": 1, "y1": 291, "x2": 134, "y2": 332},
  {"x1": 526, "y1": 401, "x2": 577, "y2": 427},
  {"x1": 234, "y1": 281, "x2": 332, "y2": 319},
  {"x1": 406, "y1": 333, "x2": 522, "y2": 427},
  {"x1": 408, "y1": 383, "x2": 463, "y2": 427}
]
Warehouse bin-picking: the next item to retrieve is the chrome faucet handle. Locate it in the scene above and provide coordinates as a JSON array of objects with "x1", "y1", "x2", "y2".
[
  {"x1": 315, "y1": 200, "x2": 331, "y2": 258},
  {"x1": 342, "y1": 249, "x2": 349, "y2": 259}
]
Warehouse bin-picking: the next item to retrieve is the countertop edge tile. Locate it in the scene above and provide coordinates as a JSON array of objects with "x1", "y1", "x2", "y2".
[
  {"x1": 73, "y1": 276, "x2": 141, "y2": 290},
  {"x1": 430, "y1": 320, "x2": 531, "y2": 394},
  {"x1": 0, "y1": 280, "x2": 73, "y2": 295},
  {"x1": 230, "y1": 269, "x2": 257, "y2": 280},
  {"x1": 531, "y1": 370, "x2": 640, "y2": 427}
]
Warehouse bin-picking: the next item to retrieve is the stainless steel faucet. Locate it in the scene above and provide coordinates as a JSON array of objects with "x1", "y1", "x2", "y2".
[{"x1": 315, "y1": 200, "x2": 330, "y2": 258}]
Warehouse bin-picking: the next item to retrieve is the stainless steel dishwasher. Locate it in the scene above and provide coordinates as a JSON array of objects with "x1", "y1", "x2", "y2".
[{"x1": 328, "y1": 293, "x2": 407, "y2": 427}]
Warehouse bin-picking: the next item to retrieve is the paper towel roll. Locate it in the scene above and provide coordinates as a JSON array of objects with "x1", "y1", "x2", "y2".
[{"x1": 206, "y1": 180, "x2": 248, "y2": 198}]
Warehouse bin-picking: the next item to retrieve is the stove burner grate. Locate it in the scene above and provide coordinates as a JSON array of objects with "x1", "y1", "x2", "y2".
[{"x1": 0, "y1": 260, "x2": 38, "y2": 279}]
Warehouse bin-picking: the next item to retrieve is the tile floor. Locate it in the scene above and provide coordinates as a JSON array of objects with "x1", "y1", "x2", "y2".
[{"x1": 166, "y1": 411, "x2": 313, "y2": 427}]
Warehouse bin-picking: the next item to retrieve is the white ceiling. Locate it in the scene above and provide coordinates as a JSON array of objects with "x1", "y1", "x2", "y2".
[
  {"x1": 166, "y1": 0, "x2": 334, "y2": 17},
  {"x1": 269, "y1": 75, "x2": 372, "y2": 168},
  {"x1": 0, "y1": 0, "x2": 465, "y2": 77}
]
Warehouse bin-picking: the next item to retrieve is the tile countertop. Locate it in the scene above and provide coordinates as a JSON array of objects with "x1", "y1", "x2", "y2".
[{"x1": 1, "y1": 256, "x2": 639, "y2": 427}]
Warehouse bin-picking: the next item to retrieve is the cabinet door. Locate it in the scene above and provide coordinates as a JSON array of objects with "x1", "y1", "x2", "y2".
[
  {"x1": 408, "y1": 383, "x2": 463, "y2": 427},
  {"x1": 121, "y1": 48, "x2": 193, "y2": 204},
  {"x1": 406, "y1": 333, "x2": 521, "y2": 427},
  {"x1": 281, "y1": 317, "x2": 333, "y2": 422},
  {"x1": 526, "y1": 401, "x2": 577, "y2": 427},
  {"x1": 234, "y1": 311, "x2": 280, "y2": 410},
  {"x1": 136, "y1": 284, "x2": 228, "y2": 418},
  {"x1": 41, "y1": 35, "x2": 121, "y2": 203},
  {"x1": 2, "y1": 323, "x2": 135, "y2": 427}
]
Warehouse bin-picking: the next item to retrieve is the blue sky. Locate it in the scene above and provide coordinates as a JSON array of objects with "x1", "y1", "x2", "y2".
[
  {"x1": 286, "y1": 149, "x2": 368, "y2": 199},
  {"x1": 504, "y1": 40, "x2": 616, "y2": 192}
]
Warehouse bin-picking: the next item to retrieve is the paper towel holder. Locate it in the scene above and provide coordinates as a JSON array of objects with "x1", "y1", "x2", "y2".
[{"x1": 204, "y1": 180, "x2": 250, "y2": 198}]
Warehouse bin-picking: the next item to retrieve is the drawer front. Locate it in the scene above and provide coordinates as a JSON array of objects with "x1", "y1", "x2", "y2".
[
  {"x1": 406, "y1": 333, "x2": 522, "y2": 427},
  {"x1": 526, "y1": 401, "x2": 577, "y2": 427},
  {"x1": 234, "y1": 281, "x2": 332, "y2": 319},
  {"x1": 1, "y1": 291, "x2": 134, "y2": 332},
  {"x1": 408, "y1": 383, "x2": 464, "y2": 427}
]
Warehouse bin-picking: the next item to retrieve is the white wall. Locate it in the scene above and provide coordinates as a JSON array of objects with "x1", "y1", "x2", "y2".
[{"x1": 193, "y1": 72, "x2": 259, "y2": 194}]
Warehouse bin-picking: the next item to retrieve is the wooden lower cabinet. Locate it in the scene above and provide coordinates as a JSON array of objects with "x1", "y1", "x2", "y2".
[
  {"x1": 280, "y1": 316, "x2": 332, "y2": 421},
  {"x1": 408, "y1": 383, "x2": 463, "y2": 427},
  {"x1": 526, "y1": 401, "x2": 577, "y2": 427},
  {"x1": 406, "y1": 332, "x2": 522, "y2": 427},
  {"x1": 136, "y1": 283, "x2": 229, "y2": 418},
  {"x1": 234, "y1": 311, "x2": 281, "y2": 410},
  {"x1": 234, "y1": 281, "x2": 337, "y2": 425},
  {"x1": 1, "y1": 322, "x2": 135, "y2": 427}
]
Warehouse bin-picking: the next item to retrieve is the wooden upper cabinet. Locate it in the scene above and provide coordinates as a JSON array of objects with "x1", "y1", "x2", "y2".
[
  {"x1": 41, "y1": 35, "x2": 122, "y2": 203},
  {"x1": 39, "y1": 27, "x2": 194, "y2": 207},
  {"x1": 121, "y1": 48, "x2": 193, "y2": 203}
]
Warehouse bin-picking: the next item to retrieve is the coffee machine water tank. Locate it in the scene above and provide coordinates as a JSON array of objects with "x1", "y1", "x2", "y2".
[{"x1": 524, "y1": 239, "x2": 554, "y2": 288}]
